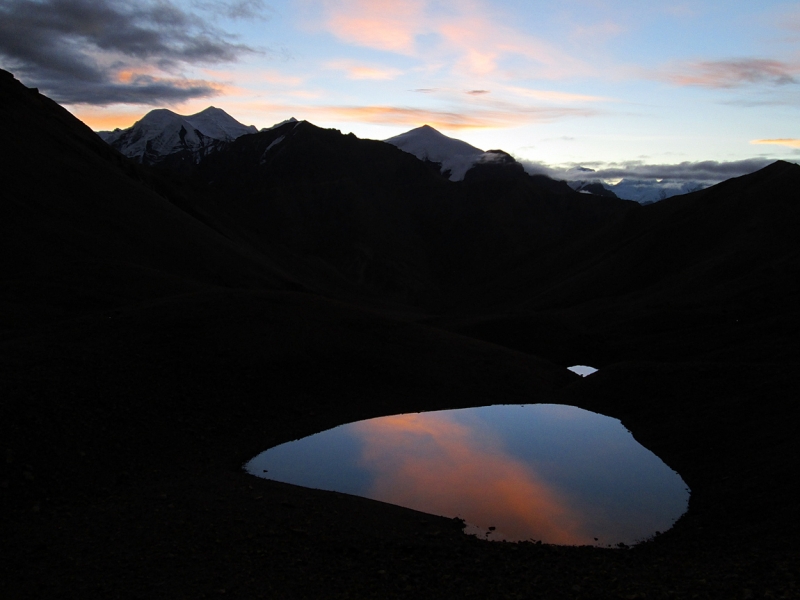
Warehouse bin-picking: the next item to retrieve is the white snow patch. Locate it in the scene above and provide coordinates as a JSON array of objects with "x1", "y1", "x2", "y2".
[
  {"x1": 384, "y1": 125, "x2": 486, "y2": 181},
  {"x1": 266, "y1": 135, "x2": 285, "y2": 152},
  {"x1": 261, "y1": 135, "x2": 286, "y2": 164}
]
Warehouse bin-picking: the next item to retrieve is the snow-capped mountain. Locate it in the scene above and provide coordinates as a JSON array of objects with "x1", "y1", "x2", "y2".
[
  {"x1": 384, "y1": 125, "x2": 490, "y2": 181},
  {"x1": 610, "y1": 179, "x2": 707, "y2": 204},
  {"x1": 568, "y1": 176, "x2": 706, "y2": 203},
  {"x1": 98, "y1": 107, "x2": 257, "y2": 165},
  {"x1": 564, "y1": 165, "x2": 707, "y2": 203}
]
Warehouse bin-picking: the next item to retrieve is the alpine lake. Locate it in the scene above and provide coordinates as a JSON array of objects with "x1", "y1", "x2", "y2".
[{"x1": 245, "y1": 367, "x2": 689, "y2": 546}]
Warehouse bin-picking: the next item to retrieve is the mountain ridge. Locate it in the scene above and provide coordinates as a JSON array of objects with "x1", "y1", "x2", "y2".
[{"x1": 98, "y1": 106, "x2": 257, "y2": 165}]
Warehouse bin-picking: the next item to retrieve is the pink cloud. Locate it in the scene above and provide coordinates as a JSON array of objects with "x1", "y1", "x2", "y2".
[
  {"x1": 320, "y1": 105, "x2": 507, "y2": 129},
  {"x1": 308, "y1": 103, "x2": 596, "y2": 130},
  {"x1": 325, "y1": 60, "x2": 404, "y2": 80},
  {"x1": 321, "y1": 0, "x2": 427, "y2": 54},
  {"x1": 316, "y1": 0, "x2": 591, "y2": 80},
  {"x1": 436, "y1": 12, "x2": 591, "y2": 79}
]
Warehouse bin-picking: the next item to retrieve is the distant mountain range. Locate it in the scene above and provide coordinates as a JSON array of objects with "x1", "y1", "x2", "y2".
[
  {"x1": 568, "y1": 174, "x2": 707, "y2": 204},
  {"x1": 96, "y1": 106, "x2": 707, "y2": 203}
]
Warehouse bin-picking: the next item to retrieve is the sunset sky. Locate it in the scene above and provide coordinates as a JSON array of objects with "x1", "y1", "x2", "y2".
[{"x1": 1, "y1": 0, "x2": 799, "y2": 179}]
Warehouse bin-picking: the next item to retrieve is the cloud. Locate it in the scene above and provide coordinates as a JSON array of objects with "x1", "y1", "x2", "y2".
[
  {"x1": 523, "y1": 158, "x2": 781, "y2": 184},
  {"x1": 751, "y1": 138, "x2": 800, "y2": 149},
  {"x1": 320, "y1": 0, "x2": 427, "y2": 54},
  {"x1": 192, "y1": 0, "x2": 272, "y2": 20},
  {"x1": 314, "y1": 103, "x2": 597, "y2": 130},
  {"x1": 0, "y1": 0, "x2": 263, "y2": 105},
  {"x1": 436, "y1": 11, "x2": 590, "y2": 79},
  {"x1": 57, "y1": 75, "x2": 226, "y2": 106},
  {"x1": 353, "y1": 413, "x2": 585, "y2": 544},
  {"x1": 664, "y1": 58, "x2": 799, "y2": 88},
  {"x1": 316, "y1": 0, "x2": 591, "y2": 80},
  {"x1": 505, "y1": 86, "x2": 612, "y2": 103},
  {"x1": 325, "y1": 60, "x2": 404, "y2": 80}
]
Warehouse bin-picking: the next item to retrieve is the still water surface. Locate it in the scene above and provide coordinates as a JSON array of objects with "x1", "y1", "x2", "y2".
[
  {"x1": 245, "y1": 404, "x2": 689, "y2": 546},
  {"x1": 568, "y1": 365, "x2": 599, "y2": 377}
]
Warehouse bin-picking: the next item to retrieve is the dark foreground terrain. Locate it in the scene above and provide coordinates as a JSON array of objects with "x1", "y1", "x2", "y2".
[{"x1": 2, "y1": 70, "x2": 799, "y2": 598}]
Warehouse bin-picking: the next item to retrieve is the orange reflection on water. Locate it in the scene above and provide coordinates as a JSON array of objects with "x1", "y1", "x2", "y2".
[{"x1": 352, "y1": 413, "x2": 587, "y2": 544}]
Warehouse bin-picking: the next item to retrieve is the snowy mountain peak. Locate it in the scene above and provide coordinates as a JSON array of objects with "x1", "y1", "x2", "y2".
[
  {"x1": 385, "y1": 125, "x2": 483, "y2": 160},
  {"x1": 384, "y1": 125, "x2": 487, "y2": 181},
  {"x1": 98, "y1": 107, "x2": 257, "y2": 164},
  {"x1": 184, "y1": 107, "x2": 257, "y2": 141}
]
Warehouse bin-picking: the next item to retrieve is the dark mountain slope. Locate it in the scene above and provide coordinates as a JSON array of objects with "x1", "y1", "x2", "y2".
[
  {"x1": 195, "y1": 121, "x2": 635, "y2": 305},
  {"x1": 0, "y1": 70, "x2": 303, "y2": 330},
  {"x1": 197, "y1": 121, "x2": 449, "y2": 304},
  {"x1": 438, "y1": 161, "x2": 800, "y2": 364},
  {"x1": 524, "y1": 160, "x2": 800, "y2": 310}
]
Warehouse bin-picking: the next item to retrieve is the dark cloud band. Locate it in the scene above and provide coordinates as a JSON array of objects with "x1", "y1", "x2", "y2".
[{"x1": 0, "y1": 0, "x2": 262, "y2": 105}]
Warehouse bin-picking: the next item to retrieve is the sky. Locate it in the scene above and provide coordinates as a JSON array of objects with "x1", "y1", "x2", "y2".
[{"x1": 1, "y1": 0, "x2": 799, "y2": 183}]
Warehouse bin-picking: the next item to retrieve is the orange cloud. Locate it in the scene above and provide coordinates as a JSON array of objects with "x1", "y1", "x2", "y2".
[
  {"x1": 68, "y1": 107, "x2": 144, "y2": 131},
  {"x1": 352, "y1": 413, "x2": 587, "y2": 544},
  {"x1": 117, "y1": 71, "x2": 135, "y2": 84},
  {"x1": 750, "y1": 138, "x2": 800, "y2": 149}
]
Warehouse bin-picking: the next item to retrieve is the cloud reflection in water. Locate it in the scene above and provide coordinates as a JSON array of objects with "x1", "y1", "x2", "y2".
[
  {"x1": 352, "y1": 413, "x2": 585, "y2": 544},
  {"x1": 245, "y1": 404, "x2": 689, "y2": 546}
]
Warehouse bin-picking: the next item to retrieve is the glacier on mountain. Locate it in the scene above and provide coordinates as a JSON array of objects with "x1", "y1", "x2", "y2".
[{"x1": 98, "y1": 107, "x2": 258, "y2": 164}]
